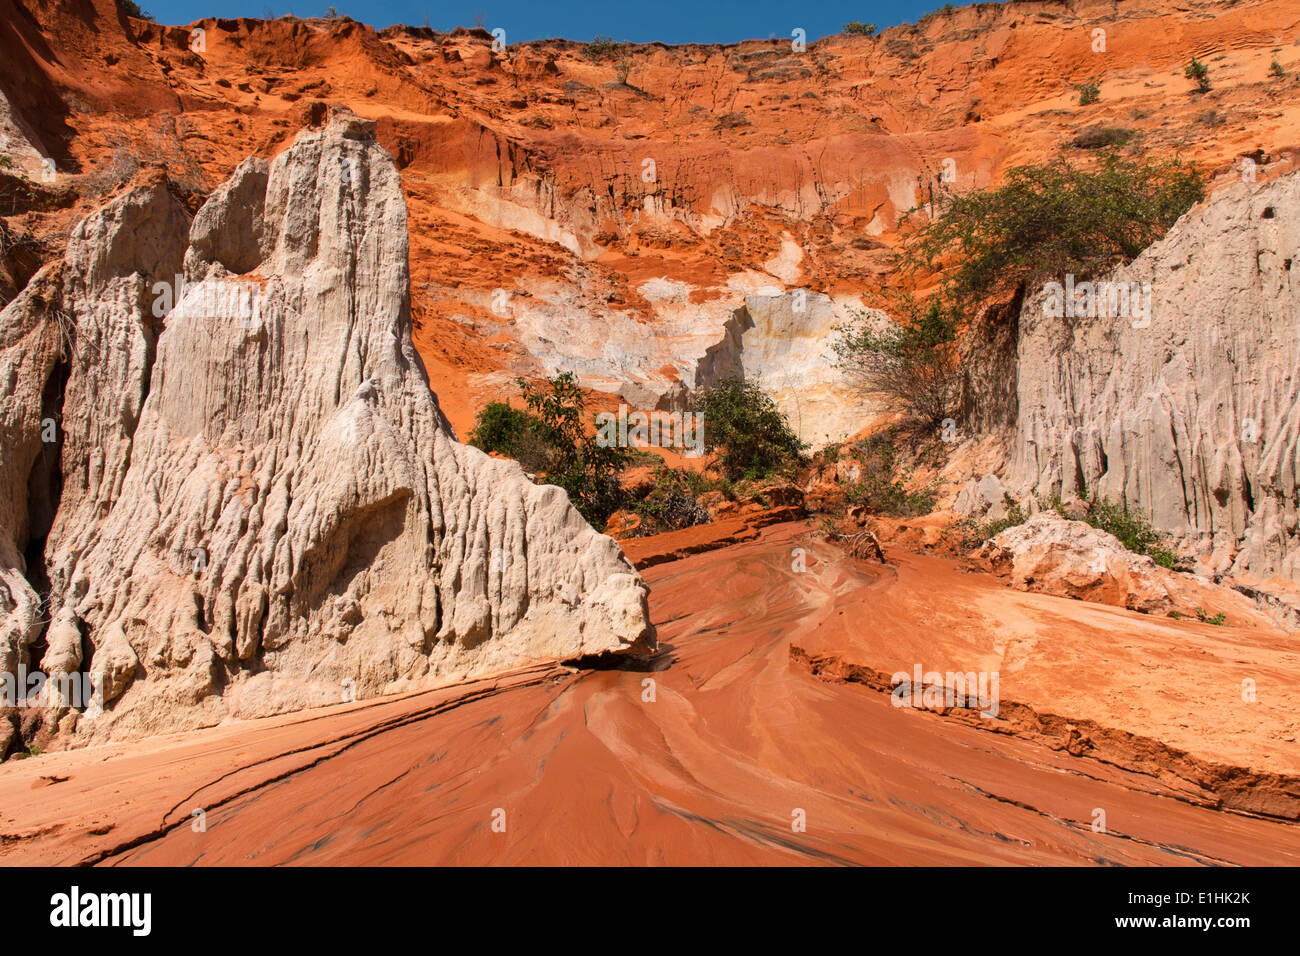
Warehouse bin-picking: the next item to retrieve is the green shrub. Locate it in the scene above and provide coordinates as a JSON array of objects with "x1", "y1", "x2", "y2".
[
  {"x1": 1082, "y1": 497, "x2": 1176, "y2": 568},
  {"x1": 977, "y1": 499, "x2": 1028, "y2": 540},
  {"x1": 693, "y1": 378, "x2": 806, "y2": 480},
  {"x1": 844, "y1": 22, "x2": 877, "y2": 36},
  {"x1": 468, "y1": 373, "x2": 630, "y2": 525},
  {"x1": 1185, "y1": 57, "x2": 1211, "y2": 92},
  {"x1": 903, "y1": 152, "x2": 1205, "y2": 307},
  {"x1": 467, "y1": 401, "x2": 552, "y2": 473},
  {"x1": 1076, "y1": 81, "x2": 1101, "y2": 105},
  {"x1": 1270, "y1": 60, "x2": 1287, "y2": 78},
  {"x1": 831, "y1": 294, "x2": 959, "y2": 427}
]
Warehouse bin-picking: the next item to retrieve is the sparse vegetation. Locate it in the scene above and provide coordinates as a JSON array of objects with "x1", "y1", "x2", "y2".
[
  {"x1": 831, "y1": 294, "x2": 960, "y2": 428},
  {"x1": 1270, "y1": 59, "x2": 1287, "y2": 78},
  {"x1": 1076, "y1": 80, "x2": 1101, "y2": 105},
  {"x1": 842, "y1": 433, "x2": 938, "y2": 516},
  {"x1": 1195, "y1": 607, "x2": 1227, "y2": 626},
  {"x1": 1185, "y1": 57, "x2": 1211, "y2": 92},
  {"x1": 693, "y1": 378, "x2": 806, "y2": 481},
  {"x1": 976, "y1": 499, "x2": 1029, "y2": 540},
  {"x1": 629, "y1": 465, "x2": 715, "y2": 534},
  {"x1": 583, "y1": 36, "x2": 622, "y2": 61},
  {"x1": 954, "y1": 492, "x2": 1175, "y2": 568},
  {"x1": 1071, "y1": 125, "x2": 1134, "y2": 149},
  {"x1": 843, "y1": 22, "x2": 877, "y2": 36},
  {"x1": 715, "y1": 112, "x2": 752, "y2": 130},
  {"x1": 919, "y1": 3, "x2": 956, "y2": 26},
  {"x1": 1083, "y1": 497, "x2": 1176, "y2": 568}
]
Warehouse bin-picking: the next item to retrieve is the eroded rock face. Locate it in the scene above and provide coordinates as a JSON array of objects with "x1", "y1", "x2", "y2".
[
  {"x1": 1009, "y1": 171, "x2": 1300, "y2": 580},
  {"x1": 0, "y1": 110, "x2": 653, "y2": 746},
  {"x1": 694, "y1": 292, "x2": 879, "y2": 447}
]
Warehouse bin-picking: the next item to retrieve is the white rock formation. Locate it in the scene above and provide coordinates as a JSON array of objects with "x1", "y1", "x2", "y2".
[
  {"x1": 0, "y1": 110, "x2": 652, "y2": 745},
  {"x1": 976, "y1": 513, "x2": 1247, "y2": 618},
  {"x1": 472, "y1": 278, "x2": 877, "y2": 447},
  {"x1": 695, "y1": 292, "x2": 880, "y2": 447},
  {"x1": 1009, "y1": 170, "x2": 1300, "y2": 580},
  {"x1": 953, "y1": 474, "x2": 1010, "y2": 521}
]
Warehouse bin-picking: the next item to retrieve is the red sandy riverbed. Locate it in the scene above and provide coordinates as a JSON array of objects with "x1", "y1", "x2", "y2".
[{"x1": 2, "y1": 522, "x2": 1297, "y2": 865}]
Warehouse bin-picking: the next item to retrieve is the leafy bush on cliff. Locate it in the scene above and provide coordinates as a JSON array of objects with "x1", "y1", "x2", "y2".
[
  {"x1": 694, "y1": 378, "x2": 806, "y2": 480},
  {"x1": 903, "y1": 152, "x2": 1205, "y2": 306},
  {"x1": 843, "y1": 22, "x2": 877, "y2": 36},
  {"x1": 468, "y1": 373, "x2": 629, "y2": 525},
  {"x1": 831, "y1": 295, "x2": 959, "y2": 427}
]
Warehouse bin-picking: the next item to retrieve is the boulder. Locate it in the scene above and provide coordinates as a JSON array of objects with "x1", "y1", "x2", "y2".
[
  {"x1": 976, "y1": 513, "x2": 1180, "y2": 613},
  {"x1": 972, "y1": 513, "x2": 1269, "y2": 623}
]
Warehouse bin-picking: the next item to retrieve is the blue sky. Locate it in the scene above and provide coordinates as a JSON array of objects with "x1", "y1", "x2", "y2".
[{"x1": 132, "y1": 0, "x2": 958, "y2": 44}]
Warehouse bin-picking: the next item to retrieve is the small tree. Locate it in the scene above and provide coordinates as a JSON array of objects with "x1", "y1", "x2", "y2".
[
  {"x1": 614, "y1": 54, "x2": 632, "y2": 85},
  {"x1": 693, "y1": 378, "x2": 805, "y2": 480},
  {"x1": 517, "y1": 373, "x2": 629, "y2": 524},
  {"x1": 119, "y1": 0, "x2": 154, "y2": 19},
  {"x1": 467, "y1": 373, "x2": 629, "y2": 525},
  {"x1": 844, "y1": 22, "x2": 877, "y2": 36},
  {"x1": 1185, "y1": 57, "x2": 1211, "y2": 92},
  {"x1": 832, "y1": 295, "x2": 959, "y2": 428}
]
